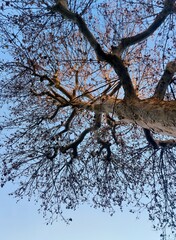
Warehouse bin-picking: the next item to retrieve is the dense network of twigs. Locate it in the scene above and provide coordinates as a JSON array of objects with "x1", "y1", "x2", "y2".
[{"x1": 0, "y1": 0, "x2": 176, "y2": 239}]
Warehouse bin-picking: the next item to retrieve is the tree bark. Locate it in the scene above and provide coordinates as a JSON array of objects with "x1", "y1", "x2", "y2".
[{"x1": 94, "y1": 98, "x2": 176, "y2": 137}]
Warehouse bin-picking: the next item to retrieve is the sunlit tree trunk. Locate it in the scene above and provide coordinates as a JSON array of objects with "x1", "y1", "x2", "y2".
[{"x1": 99, "y1": 98, "x2": 176, "y2": 137}]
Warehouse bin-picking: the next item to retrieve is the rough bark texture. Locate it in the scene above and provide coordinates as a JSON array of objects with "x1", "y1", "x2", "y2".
[
  {"x1": 51, "y1": 1, "x2": 176, "y2": 138},
  {"x1": 97, "y1": 98, "x2": 176, "y2": 137}
]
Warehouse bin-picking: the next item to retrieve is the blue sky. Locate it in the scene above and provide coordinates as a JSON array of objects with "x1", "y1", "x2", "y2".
[
  {"x1": 0, "y1": 184, "x2": 161, "y2": 240},
  {"x1": 0, "y1": 3, "x2": 170, "y2": 239}
]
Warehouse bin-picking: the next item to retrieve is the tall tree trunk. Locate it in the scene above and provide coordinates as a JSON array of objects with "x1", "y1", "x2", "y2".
[{"x1": 96, "y1": 98, "x2": 176, "y2": 137}]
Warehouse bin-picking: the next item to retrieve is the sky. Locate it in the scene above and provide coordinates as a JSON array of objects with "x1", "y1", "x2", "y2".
[
  {"x1": 0, "y1": 183, "x2": 161, "y2": 240},
  {"x1": 0, "y1": 3, "x2": 172, "y2": 240},
  {"x1": 0, "y1": 49, "x2": 163, "y2": 240}
]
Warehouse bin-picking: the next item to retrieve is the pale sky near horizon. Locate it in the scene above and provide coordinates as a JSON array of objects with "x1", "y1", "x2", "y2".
[{"x1": 0, "y1": 183, "x2": 162, "y2": 240}]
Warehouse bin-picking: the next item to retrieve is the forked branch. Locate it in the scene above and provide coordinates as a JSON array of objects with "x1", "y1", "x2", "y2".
[
  {"x1": 50, "y1": 2, "x2": 106, "y2": 60},
  {"x1": 153, "y1": 60, "x2": 176, "y2": 100},
  {"x1": 50, "y1": 2, "x2": 137, "y2": 99},
  {"x1": 60, "y1": 113, "x2": 101, "y2": 157},
  {"x1": 114, "y1": 0, "x2": 176, "y2": 55}
]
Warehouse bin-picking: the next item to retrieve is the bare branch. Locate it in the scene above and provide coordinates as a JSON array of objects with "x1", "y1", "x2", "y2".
[
  {"x1": 50, "y1": 3, "x2": 106, "y2": 61},
  {"x1": 78, "y1": 87, "x2": 94, "y2": 100},
  {"x1": 80, "y1": 0, "x2": 94, "y2": 16},
  {"x1": 109, "y1": 82, "x2": 121, "y2": 96},
  {"x1": 143, "y1": 128, "x2": 159, "y2": 149},
  {"x1": 153, "y1": 60, "x2": 176, "y2": 100},
  {"x1": 115, "y1": 0, "x2": 175, "y2": 55},
  {"x1": 60, "y1": 112, "x2": 101, "y2": 157},
  {"x1": 60, "y1": 126, "x2": 94, "y2": 157},
  {"x1": 53, "y1": 109, "x2": 77, "y2": 138},
  {"x1": 50, "y1": 2, "x2": 137, "y2": 99},
  {"x1": 144, "y1": 128, "x2": 176, "y2": 149},
  {"x1": 72, "y1": 70, "x2": 79, "y2": 97},
  {"x1": 47, "y1": 88, "x2": 69, "y2": 104},
  {"x1": 54, "y1": 84, "x2": 73, "y2": 100},
  {"x1": 97, "y1": 137, "x2": 112, "y2": 161},
  {"x1": 48, "y1": 107, "x2": 61, "y2": 120},
  {"x1": 111, "y1": 58, "x2": 137, "y2": 99},
  {"x1": 158, "y1": 139, "x2": 176, "y2": 148}
]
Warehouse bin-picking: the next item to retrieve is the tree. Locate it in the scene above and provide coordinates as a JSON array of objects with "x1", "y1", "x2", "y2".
[{"x1": 0, "y1": 0, "x2": 176, "y2": 238}]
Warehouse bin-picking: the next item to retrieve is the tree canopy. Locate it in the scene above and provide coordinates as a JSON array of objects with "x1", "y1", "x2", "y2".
[{"x1": 0, "y1": 0, "x2": 176, "y2": 238}]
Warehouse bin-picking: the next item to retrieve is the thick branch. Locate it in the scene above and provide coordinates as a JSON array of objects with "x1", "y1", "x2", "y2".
[
  {"x1": 60, "y1": 126, "x2": 94, "y2": 157},
  {"x1": 115, "y1": 0, "x2": 175, "y2": 55},
  {"x1": 30, "y1": 88, "x2": 66, "y2": 104},
  {"x1": 143, "y1": 128, "x2": 176, "y2": 149},
  {"x1": 143, "y1": 128, "x2": 159, "y2": 149},
  {"x1": 54, "y1": 109, "x2": 77, "y2": 138},
  {"x1": 97, "y1": 137, "x2": 112, "y2": 161},
  {"x1": 157, "y1": 139, "x2": 176, "y2": 148},
  {"x1": 60, "y1": 113, "x2": 101, "y2": 157},
  {"x1": 50, "y1": 3, "x2": 106, "y2": 61},
  {"x1": 153, "y1": 61, "x2": 176, "y2": 100},
  {"x1": 107, "y1": 55, "x2": 137, "y2": 99},
  {"x1": 50, "y1": 2, "x2": 137, "y2": 99},
  {"x1": 93, "y1": 98, "x2": 176, "y2": 137},
  {"x1": 29, "y1": 68, "x2": 73, "y2": 101}
]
